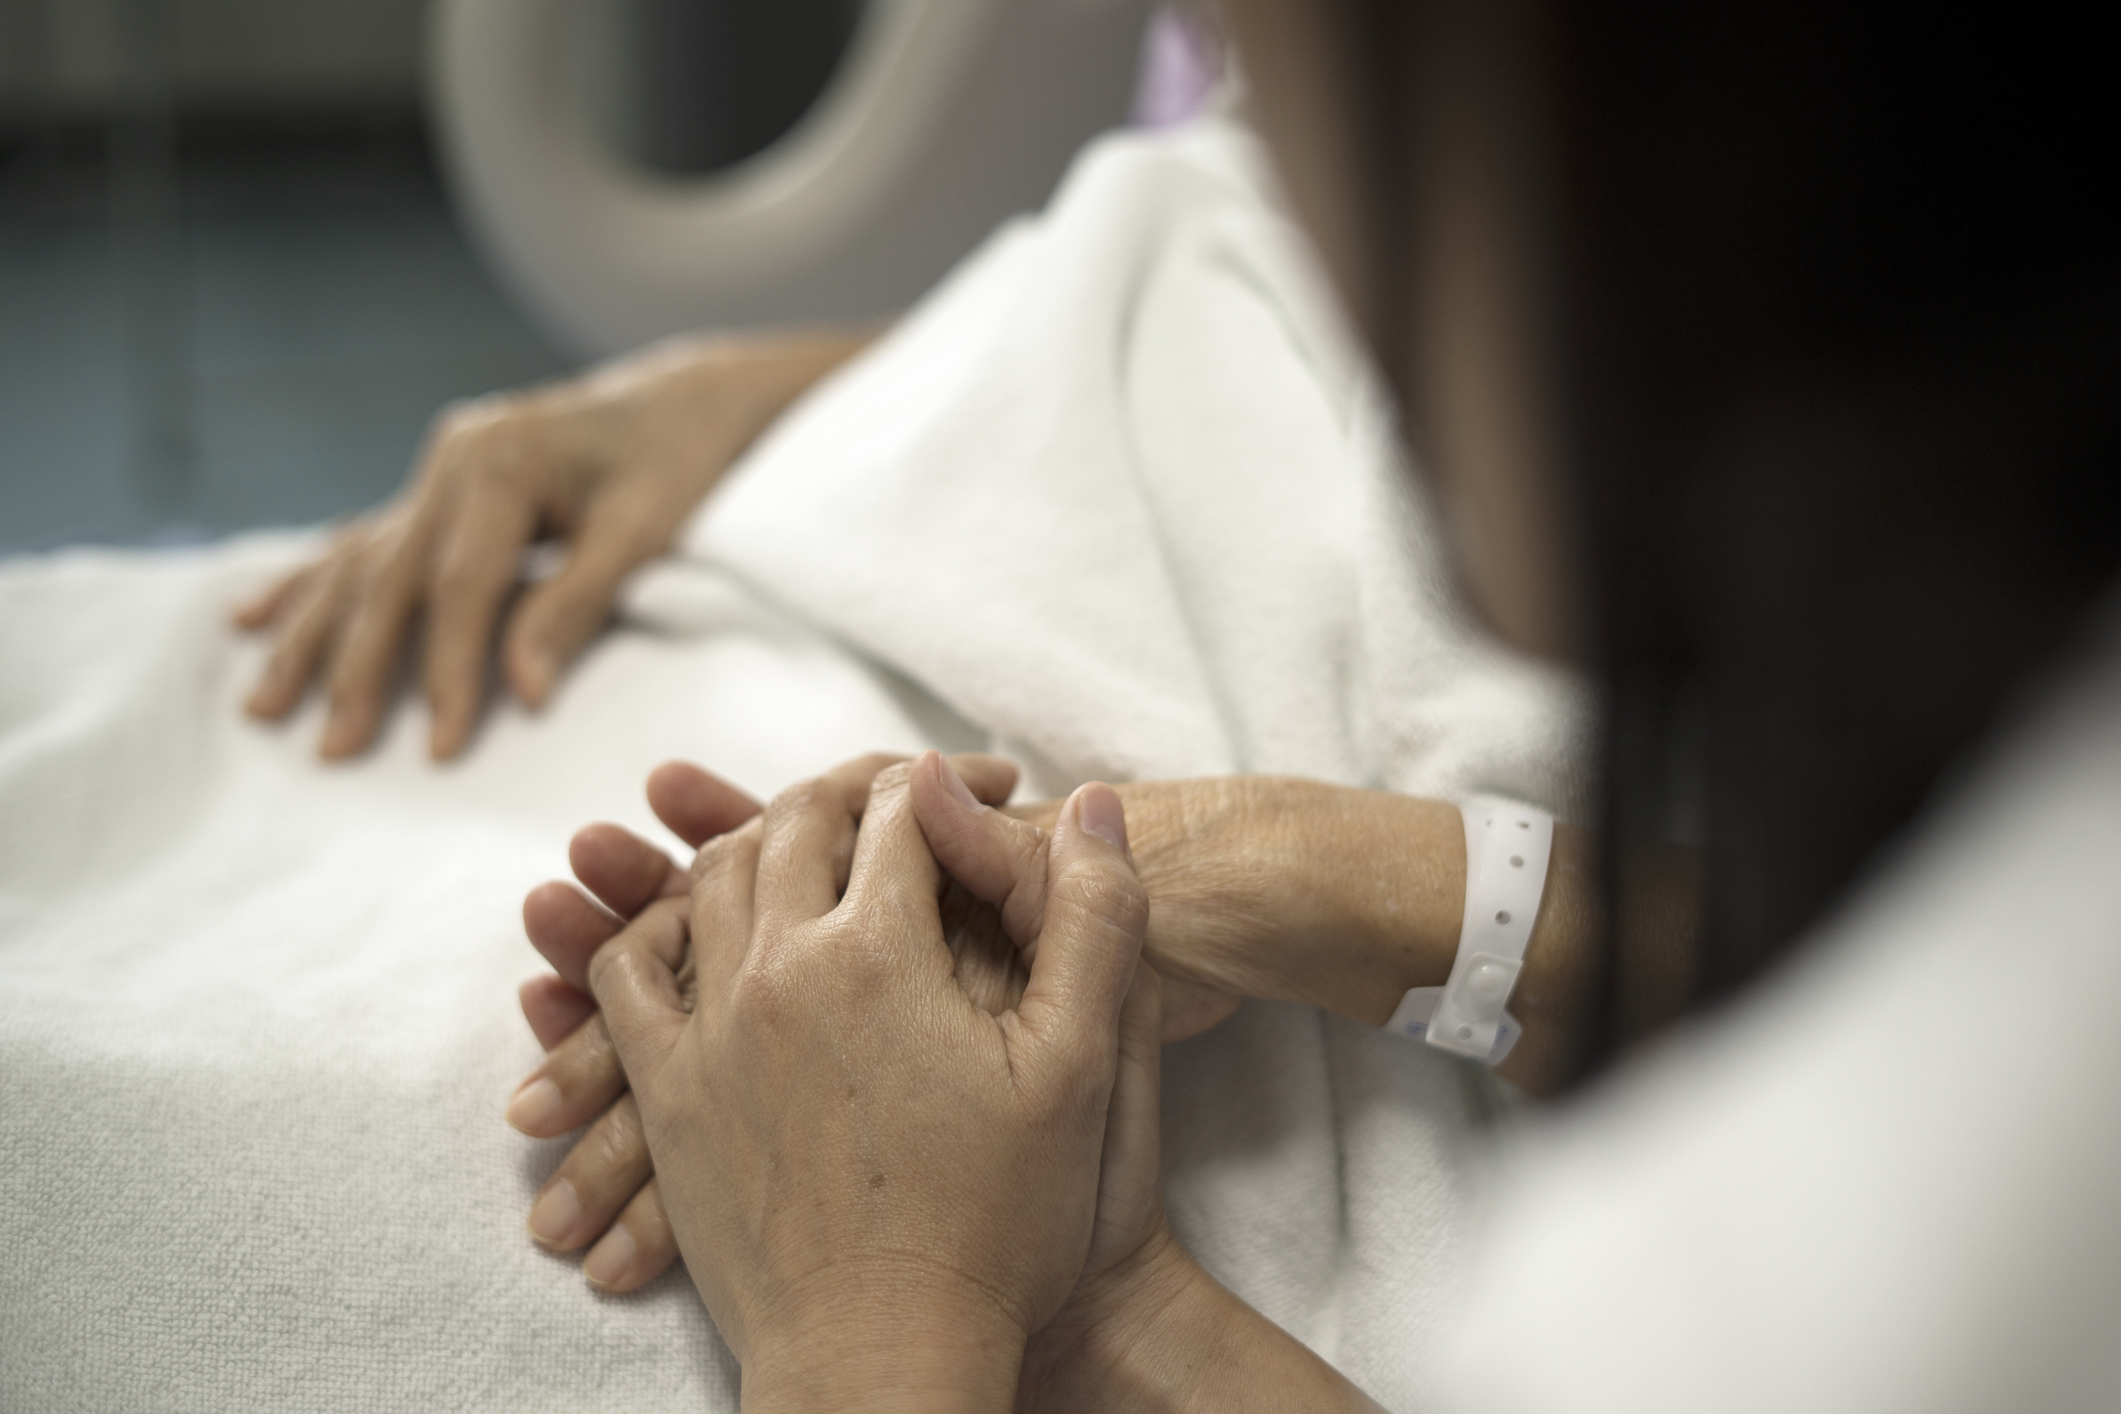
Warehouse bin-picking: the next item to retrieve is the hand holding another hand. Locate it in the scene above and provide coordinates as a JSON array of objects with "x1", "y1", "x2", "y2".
[
  {"x1": 584, "y1": 754, "x2": 1151, "y2": 1410},
  {"x1": 509, "y1": 752, "x2": 1020, "y2": 1292},
  {"x1": 508, "y1": 761, "x2": 1530, "y2": 1294}
]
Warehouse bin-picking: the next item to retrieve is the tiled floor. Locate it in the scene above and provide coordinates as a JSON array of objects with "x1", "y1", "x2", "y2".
[{"x1": 0, "y1": 120, "x2": 571, "y2": 554}]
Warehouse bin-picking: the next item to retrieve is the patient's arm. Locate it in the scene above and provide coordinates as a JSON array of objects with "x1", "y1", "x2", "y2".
[{"x1": 235, "y1": 325, "x2": 879, "y2": 761}]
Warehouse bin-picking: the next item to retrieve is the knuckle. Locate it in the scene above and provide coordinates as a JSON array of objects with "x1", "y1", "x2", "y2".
[
  {"x1": 834, "y1": 918, "x2": 900, "y2": 981},
  {"x1": 868, "y1": 760, "x2": 915, "y2": 794},
  {"x1": 732, "y1": 948, "x2": 804, "y2": 1025},
  {"x1": 584, "y1": 940, "x2": 633, "y2": 1000},
  {"x1": 766, "y1": 776, "x2": 840, "y2": 826},
  {"x1": 688, "y1": 825, "x2": 751, "y2": 885},
  {"x1": 429, "y1": 554, "x2": 488, "y2": 604},
  {"x1": 861, "y1": 765, "x2": 918, "y2": 823},
  {"x1": 1051, "y1": 866, "x2": 1150, "y2": 943}
]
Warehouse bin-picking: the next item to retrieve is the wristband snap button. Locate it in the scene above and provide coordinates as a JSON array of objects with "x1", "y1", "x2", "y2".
[{"x1": 1469, "y1": 958, "x2": 1512, "y2": 1002}]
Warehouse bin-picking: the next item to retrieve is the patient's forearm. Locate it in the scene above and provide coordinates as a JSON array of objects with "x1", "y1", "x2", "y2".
[
  {"x1": 1109, "y1": 777, "x2": 1600, "y2": 1094},
  {"x1": 578, "y1": 323, "x2": 885, "y2": 466}
]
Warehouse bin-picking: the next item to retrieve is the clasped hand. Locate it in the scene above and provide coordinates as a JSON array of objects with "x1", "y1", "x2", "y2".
[{"x1": 551, "y1": 751, "x2": 1165, "y2": 1409}]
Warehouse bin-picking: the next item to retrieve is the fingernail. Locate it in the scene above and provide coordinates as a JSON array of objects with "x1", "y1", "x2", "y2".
[
  {"x1": 938, "y1": 755, "x2": 984, "y2": 811},
  {"x1": 528, "y1": 1178, "x2": 581, "y2": 1247},
  {"x1": 1076, "y1": 783, "x2": 1129, "y2": 853},
  {"x1": 519, "y1": 649, "x2": 555, "y2": 706},
  {"x1": 505, "y1": 1077, "x2": 563, "y2": 1134},
  {"x1": 583, "y1": 1224, "x2": 636, "y2": 1288}
]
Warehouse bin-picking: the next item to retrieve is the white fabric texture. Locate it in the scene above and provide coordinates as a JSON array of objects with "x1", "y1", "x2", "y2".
[
  {"x1": 1429, "y1": 595, "x2": 2121, "y2": 1414},
  {"x1": 0, "y1": 120, "x2": 1586, "y2": 1411}
]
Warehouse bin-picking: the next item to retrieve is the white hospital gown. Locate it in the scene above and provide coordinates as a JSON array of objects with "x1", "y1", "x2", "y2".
[{"x1": 1430, "y1": 590, "x2": 2121, "y2": 1414}]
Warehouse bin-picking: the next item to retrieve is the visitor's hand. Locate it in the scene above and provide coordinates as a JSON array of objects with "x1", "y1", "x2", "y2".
[
  {"x1": 505, "y1": 768, "x2": 1246, "y2": 1293},
  {"x1": 898, "y1": 759, "x2": 1184, "y2": 1411},
  {"x1": 509, "y1": 759, "x2": 758, "y2": 1292},
  {"x1": 584, "y1": 754, "x2": 1149, "y2": 1409},
  {"x1": 510, "y1": 769, "x2": 1498, "y2": 1291},
  {"x1": 234, "y1": 328, "x2": 874, "y2": 760},
  {"x1": 510, "y1": 751, "x2": 1020, "y2": 1291},
  {"x1": 513, "y1": 763, "x2": 1589, "y2": 1292}
]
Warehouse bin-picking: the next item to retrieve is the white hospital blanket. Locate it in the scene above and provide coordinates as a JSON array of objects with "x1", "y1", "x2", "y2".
[{"x1": 0, "y1": 120, "x2": 1585, "y2": 1411}]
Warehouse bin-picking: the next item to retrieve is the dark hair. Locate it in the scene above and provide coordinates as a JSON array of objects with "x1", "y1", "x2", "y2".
[
  {"x1": 1556, "y1": 5, "x2": 2118, "y2": 1070},
  {"x1": 1346, "y1": 1, "x2": 2118, "y2": 1076}
]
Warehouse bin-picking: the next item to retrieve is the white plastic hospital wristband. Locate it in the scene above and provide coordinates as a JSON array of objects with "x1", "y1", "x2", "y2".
[{"x1": 1383, "y1": 795, "x2": 1555, "y2": 1066}]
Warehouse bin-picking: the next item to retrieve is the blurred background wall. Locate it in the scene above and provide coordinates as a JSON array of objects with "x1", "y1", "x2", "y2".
[
  {"x1": 0, "y1": 0, "x2": 876, "y2": 554},
  {"x1": 0, "y1": 0, "x2": 429, "y2": 114}
]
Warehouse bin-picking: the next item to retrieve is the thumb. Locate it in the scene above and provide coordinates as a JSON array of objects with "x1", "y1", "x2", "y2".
[
  {"x1": 909, "y1": 751, "x2": 1052, "y2": 950},
  {"x1": 1012, "y1": 782, "x2": 1148, "y2": 1061},
  {"x1": 1085, "y1": 958, "x2": 1165, "y2": 1274}
]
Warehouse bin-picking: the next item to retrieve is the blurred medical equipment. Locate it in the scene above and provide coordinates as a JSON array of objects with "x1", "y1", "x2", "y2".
[{"x1": 428, "y1": 0, "x2": 1155, "y2": 358}]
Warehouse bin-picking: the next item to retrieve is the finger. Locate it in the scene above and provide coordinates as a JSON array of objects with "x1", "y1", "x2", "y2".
[
  {"x1": 646, "y1": 760, "x2": 763, "y2": 848},
  {"x1": 502, "y1": 495, "x2": 665, "y2": 708},
  {"x1": 941, "y1": 878, "x2": 1030, "y2": 1017},
  {"x1": 520, "y1": 973, "x2": 598, "y2": 1050},
  {"x1": 586, "y1": 893, "x2": 693, "y2": 1079},
  {"x1": 320, "y1": 534, "x2": 428, "y2": 758},
  {"x1": 423, "y1": 484, "x2": 537, "y2": 760},
  {"x1": 523, "y1": 879, "x2": 623, "y2": 992},
  {"x1": 1106, "y1": 959, "x2": 1164, "y2": 1201},
  {"x1": 505, "y1": 1007, "x2": 628, "y2": 1138},
  {"x1": 1086, "y1": 960, "x2": 1164, "y2": 1272},
  {"x1": 583, "y1": 1178, "x2": 680, "y2": 1293},
  {"x1": 232, "y1": 559, "x2": 314, "y2": 630},
  {"x1": 686, "y1": 819, "x2": 762, "y2": 998},
  {"x1": 909, "y1": 751, "x2": 1054, "y2": 949},
  {"x1": 943, "y1": 751, "x2": 1021, "y2": 808},
  {"x1": 748, "y1": 750, "x2": 1012, "y2": 928},
  {"x1": 827, "y1": 764, "x2": 951, "y2": 980},
  {"x1": 1012, "y1": 783, "x2": 1148, "y2": 1061},
  {"x1": 751, "y1": 771, "x2": 871, "y2": 925},
  {"x1": 569, "y1": 823, "x2": 685, "y2": 920},
  {"x1": 525, "y1": 1093, "x2": 655, "y2": 1253},
  {"x1": 245, "y1": 552, "x2": 350, "y2": 719},
  {"x1": 737, "y1": 751, "x2": 902, "y2": 928}
]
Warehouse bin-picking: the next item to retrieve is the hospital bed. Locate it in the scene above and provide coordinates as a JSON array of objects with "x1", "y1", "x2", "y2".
[
  {"x1": 0, "y1": 13, "x2": 1583, "y2": 1409},
  {"x1": 429, "y1": 0, "x2": 1156, "y2": 355}
]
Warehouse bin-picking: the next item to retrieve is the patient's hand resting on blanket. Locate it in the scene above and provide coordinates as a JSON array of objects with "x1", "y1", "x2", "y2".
[
  {"x1": 234, "y1": 326, "x2": 875, "y2": 760},
  {"x1": 510, "y1": 751, "x2": 1599, "y2": 1291}
]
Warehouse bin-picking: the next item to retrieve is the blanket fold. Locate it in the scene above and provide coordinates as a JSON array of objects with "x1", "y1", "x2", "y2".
[{"x1": 1, "y1": 118, "x2": 1583, "y2": 1412}]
